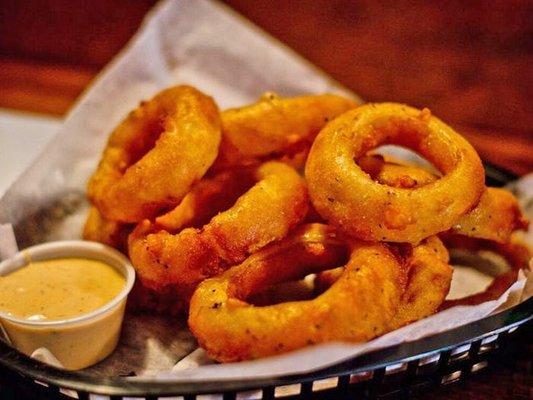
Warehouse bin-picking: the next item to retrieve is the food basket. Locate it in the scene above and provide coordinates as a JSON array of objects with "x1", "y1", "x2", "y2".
[
  {"x1": 0, "y1": 163, "x2": 531, "y2": 400},
  {"x1": 1, "y1": 1, "x2": 531, "y2": 398}
]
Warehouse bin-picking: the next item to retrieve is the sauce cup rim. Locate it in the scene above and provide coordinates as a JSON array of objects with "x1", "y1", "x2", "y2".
[{"x1": 0, "y1": 240, "x2": 135, "y2": 327}]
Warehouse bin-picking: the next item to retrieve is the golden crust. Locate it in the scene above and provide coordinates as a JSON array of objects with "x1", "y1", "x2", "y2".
[
  {"x1": 305, "y1": 103, "x2": 486, "y2": 243},
  {"x1": 451, "y1": 187, "x2": 529, "y2": 243},
  {"x1": 82, "y1": 85, "x2": 527, "y2": 360},
  {"x1": 315, "y1": 236, "x2": 452, "y2": 329},
  {"x1": 155, "y1": 169, "x2": 256, "y2": 232},
  {"x1": 88, "y1": 85, "x2": 221, "y2": 222},
  {"x1": 212, "y1": 93, "x2": 358, "y2": 170},
  {"x1": 128, "y1": 161, "x2": 308, "y2": 309},
  {"x1": 359, "y1": 155, "x2": 528, "y2": 243},
  {"x1": 389, "y1": 236, "x2": 453, "y2": 329},
  {"x1": 188, "y1": 224, "x2": 408, "y2": 362}
]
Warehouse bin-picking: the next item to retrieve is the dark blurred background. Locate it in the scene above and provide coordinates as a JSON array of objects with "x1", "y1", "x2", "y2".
[{"x1": 0, "y1": 0, "x2": 531, "y2": 174}]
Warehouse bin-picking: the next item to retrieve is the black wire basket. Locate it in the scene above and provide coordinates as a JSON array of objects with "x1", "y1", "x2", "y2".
[{"x1": 0, "y1": 163, "x2": 531, "y2": 400}]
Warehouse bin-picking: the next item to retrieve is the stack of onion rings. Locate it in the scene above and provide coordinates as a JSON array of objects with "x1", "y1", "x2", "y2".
[
  {"x1": 128, "y1": 161, "x2": 308, "y2": 311},
  {"x1": 189, "y1": 224, "x2": 409, "y2": 362},
  {"x1": 84, "y1": 87, "x2": 529, "y2": 362}
]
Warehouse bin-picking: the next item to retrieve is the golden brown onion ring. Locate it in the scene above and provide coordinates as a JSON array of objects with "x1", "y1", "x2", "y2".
[
  {"x1": 450, "y1": 188, "x2": 528, "y2": 243},
  {"x1": 128, "y1": 169, "x2": 257, "y2": 315},
  {"x1": 82, "y1": 207, "x2": 132, "y2": 253},
  {"x1": 359, "y1": 155, "x2": 528, "y2": 243},
  {"x1": 305, "y1": 103, "x2": 485, "y2": 243},
  {"x1": 128, "y1": 161, "x2": 308, "y2": 312},
  {"x1": 315, "y1": 235, "x2": 452, "y2": 325},
  {"x1": 212, "y1": 93, "x2": 358, "y2": 170},
  {"x1": 188, "y1": 224, "x2": 408, "y2": 362},
  {"x1": 88, "y1": 86, "x2": 221, "y2": 222}
]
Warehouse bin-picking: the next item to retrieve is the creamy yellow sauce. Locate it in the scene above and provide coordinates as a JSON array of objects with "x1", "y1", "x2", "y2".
[{"x1": 0, "y1": 258, "x2": 125, "y2": 321}]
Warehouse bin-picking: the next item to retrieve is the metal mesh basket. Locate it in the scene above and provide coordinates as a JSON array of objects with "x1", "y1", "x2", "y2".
[{"x1": 0, "y1": 164, "x2": 531, "y2": 400}]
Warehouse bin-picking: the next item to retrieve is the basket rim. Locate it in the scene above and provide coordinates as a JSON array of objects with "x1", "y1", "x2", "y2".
[{"x1": 0, "y1": 297, "x2": 530, "y2": 397}]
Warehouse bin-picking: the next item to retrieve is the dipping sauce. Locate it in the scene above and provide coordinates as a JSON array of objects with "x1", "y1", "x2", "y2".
[{"x1": 0, "y1": 258, "x2": 125, "y2": 321}]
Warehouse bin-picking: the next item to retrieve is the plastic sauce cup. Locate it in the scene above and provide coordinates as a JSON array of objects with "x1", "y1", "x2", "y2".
[{"x1": 0, "y1": 241, "x2": 135, "y2": 370}]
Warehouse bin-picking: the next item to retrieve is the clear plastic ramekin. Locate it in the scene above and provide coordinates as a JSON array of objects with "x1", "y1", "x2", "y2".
[{"x1": 0, "y1": 240, "x2": 135, "y2": 370}]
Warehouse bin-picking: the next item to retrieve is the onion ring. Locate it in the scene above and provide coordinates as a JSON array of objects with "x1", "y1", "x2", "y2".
[
  {"x1": 88, "y1": 85, "x2": 221, "y2": 222},
  {"x1": 450, "y1": 188, "x2": 528, "y2": 243},
  {"x1": 358, "y1": 155, "x2": 528, "y2": 243},
  {"x1": 128, "y1": 161, "x2": 308, "y2": 312},
  {"x1": 315, "y1": 236, "x2": 452, "y2": 326},
  {"x1": 305, "y1": 103, "x2": 485, "y2": 243},
  {"x1": 212, "y1": 93, "x2": 358, "y2": 170},
  {"x1": 188, "y1": 223, "x2": 408, "y2": 362}
]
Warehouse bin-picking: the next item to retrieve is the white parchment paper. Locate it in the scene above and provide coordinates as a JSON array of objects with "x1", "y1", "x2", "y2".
[{"x1": 0, "y1": 0, "x2": 530, "y2": 382}]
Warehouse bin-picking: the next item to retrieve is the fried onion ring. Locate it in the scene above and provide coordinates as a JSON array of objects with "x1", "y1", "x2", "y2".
[
  {"x1": 188, "y1": 224, "x2": 408, "y2": 362},
  {"x1": 358, "y1": 155, "x2": 528, "y2": 243},
  {"x1": 450, "y1": 188, "x2": 528, "y2": 243},
  {"x1": 305, "y1": 103, "x2": 485, "y2": 243},
  {"x1": 212, "y1": 93, "x2": 358, "y2": 170},
  {"x1": 128, "y1": 161, "x2": 308, "y2": 311},
  {"x1": 88, "y1": 85, "x2": 221, "y2": 222},
  {"x1": 315, "y1": 236, "x2": 452, "y2": 326}
]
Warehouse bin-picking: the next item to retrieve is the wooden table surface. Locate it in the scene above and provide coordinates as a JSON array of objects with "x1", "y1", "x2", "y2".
[
  {"x1": 0, "y1": 0, "x2": 531, "y2": 175},
  {"x1": 0, "y1": 1, "x2": 531, "y2": 399}
]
